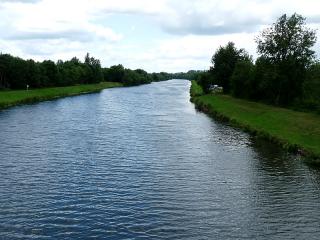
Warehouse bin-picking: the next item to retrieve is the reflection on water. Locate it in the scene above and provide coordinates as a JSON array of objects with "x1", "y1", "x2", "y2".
[{"x1": 0, "y1": 80, "x2": 319, "y2": 239}]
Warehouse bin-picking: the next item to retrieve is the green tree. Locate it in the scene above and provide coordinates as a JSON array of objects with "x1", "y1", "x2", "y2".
[
  {"x1": 211, "y1": 42, "x2": 247, "y2": 93},
  {"x1": 256, "y1": 13, "x2": 317, "y2": 105},
  {"x1": 84, "y1": 53, "x2": 103, "y2": 84},
  {"x1": 231, "y1": 57, "x2": 255, "y2": 98},
  {"x1": 302, "y1": 63, "x2": 320, "y2": 112},
  {"x1": 253, "y1": 57, "x2": 278, "y2": 102},
  {"x1": 196, "y1": 71, "x2": 215, "y2": 93},
  {"x1": 40, "y1": 60, "x2": 59, "y2": 87},
  {"x1": 0, "y1": 54, "x2": 11, "y2": 88},
  {"x1": 104, "y1": 65, "x2": 125, "y2": 83},
  {"x1": 26, "y1": 59, "x2": 41, "y2": 88}
]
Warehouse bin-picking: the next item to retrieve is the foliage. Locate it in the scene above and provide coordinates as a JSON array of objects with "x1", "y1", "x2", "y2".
[
  {"x1": 0, "y1": 52, "x2": 193, "y2": 90},
  {"x1": 196, "y1": 71, "x2": 215, "y2": 93},
  {"x1": 211, "y1": 42, "x2": 249, "y2": 93},
  {"x1": 190, "y1": 80, "x2": 204, "y2": 97},
  {"x1": 198, "y1": 13, "x2": 319, "y2": 113},
  {"x1": 230, "y1": 57, "x2": 255, "y2": 99},
  {"x1": 0, "y1": 53, "x2": 104, "y2": 89},
  {"x1": 103, "y1": 64, "x2": 125, "y2": 83},
  {"x1": 256, "y1": 13, "x2": 317, "y2": 105},
  {"x1": 84, "y1": 53, "x2": 104, "y2": 84},
  {"x1": 300, "y1": 63, "x2": 320, "y2": 113}
]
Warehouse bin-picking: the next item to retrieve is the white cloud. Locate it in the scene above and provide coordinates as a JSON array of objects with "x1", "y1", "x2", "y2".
[
  {"x1": 115, "y1": 33, "x2": 258, "y2": 72},
  {"x1": 155, "y1": 0, "x2": 320, "y2": 35},
  {"x1": 1, "y1": 0, "x2": 121, "y2": 42},
  {"x1": 90, "y1": 0, "x2": 168, "y2": 15},
  {"x1": 0, "y1": 0, "x2": 319, "y2": 72}
]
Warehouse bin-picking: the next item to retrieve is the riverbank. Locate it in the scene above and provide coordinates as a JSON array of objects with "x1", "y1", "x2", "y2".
[
  {"x1": 0, "y1": 82, "x2": 123, "y2": 110},
  {"x1": 190, "y1": 80, "x2": 320, "y2": 165}
]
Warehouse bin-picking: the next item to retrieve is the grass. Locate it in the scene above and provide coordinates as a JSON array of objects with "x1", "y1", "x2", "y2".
[
  {"x1": 0, "y1": 82, "x2": 123, "y2": 110},
  {"x1": 190, "y1": 80, "x2": 204, "y2": 97},
  {"x1": 190, "y1": 81, "x2": 320, "y2": 164}
]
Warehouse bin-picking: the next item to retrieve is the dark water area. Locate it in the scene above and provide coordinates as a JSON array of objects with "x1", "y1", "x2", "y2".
[{"x1": 0, "y1": 80, "x2": 319, "y2": 239}]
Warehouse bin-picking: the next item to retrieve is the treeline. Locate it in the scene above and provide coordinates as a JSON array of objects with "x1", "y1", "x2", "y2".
[
  {"x1": 197, "y1": 13, "x2": 320, "y2": 113},
  {"x1": 0, "y1": 53, "x2": 193, "y2": 90}
]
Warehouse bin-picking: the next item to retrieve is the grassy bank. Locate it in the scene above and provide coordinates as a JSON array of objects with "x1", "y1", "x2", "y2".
[
  {"x1": 0, "y1": 82, "x2": 123, "y2": 110},
  {"x1": 190, "y1": 81, "x2": 320, "y2": 165},
  {"x1": 190, "y1": 79, "x2": 204, "y2": 97}
]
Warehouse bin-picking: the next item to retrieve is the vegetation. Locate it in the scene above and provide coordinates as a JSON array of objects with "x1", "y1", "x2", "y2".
[
  {"x1": 0, "y1": 50, "x2": 201, "y2": 108},
  {"x1": 211, "y1": 42, "x2": 251, "y2": 93},
  {"x1": 0, "y1": 52, "x2": 199, "y2": 92},
  {"x1": 0, "y1": 82, "x2": 122, "y2": 110},
  {"x1": 196, "y1": 13, "x2": 319, "y2": 113},
  {"x1": 0, "y1": 53, "x2": 105, "y2": 89},
  {"x1": 190, "y1": 80, "x2": 204, "y2": 97},
  {"x1": 190, "y1": 81, "x2": 320, "y2": 164}
]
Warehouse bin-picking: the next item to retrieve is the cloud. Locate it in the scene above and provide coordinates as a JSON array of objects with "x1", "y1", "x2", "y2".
[
  {"x1": 155, "y1": 0, "x2": 320, "y2": 36},
  {"x1": 5, "y1": 26, "x2": 121, "y2": 42},
  {"x1": 92, "y1": 0, "x2": 320, "y2": 37},
  {"x1": 0, "y1": 0, "x2": 40, "y2": 2},
  {"x1": 0, "y1": 0, "x2": 319, "y2": 72},
  {"x1": 91, "y1": 0, "x2": 168, "y2": 15},
  {"x1": 0, "y1": 0, "x2": 122, "y2": 43},
  {"x1": 103, "y1": 33, "x2": 258, "y2": 72}
]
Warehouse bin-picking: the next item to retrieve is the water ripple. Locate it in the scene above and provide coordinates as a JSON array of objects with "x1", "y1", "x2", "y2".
[{"x1": 0, "y1": 80, "x2": 320, "y2": 239}]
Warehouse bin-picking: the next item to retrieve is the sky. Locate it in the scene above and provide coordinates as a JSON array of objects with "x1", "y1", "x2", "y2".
[{"x1": 0, "y1": 0, "x2": 319, "y2": 72}]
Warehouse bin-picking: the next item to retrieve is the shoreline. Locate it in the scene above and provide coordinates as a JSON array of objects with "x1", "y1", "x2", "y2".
[
  {"x1": 0, "y1": 82, "x2": 123, "y2": 110},
  {"x1": 190, "y1": 81, "x2": 320, "y2": 166}
]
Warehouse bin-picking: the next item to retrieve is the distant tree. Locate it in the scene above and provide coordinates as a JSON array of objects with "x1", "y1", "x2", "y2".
[
  {"x1": 134, "y1": 69, "x2": 152, "y2": 84},
  {"x1": 104, "y1": 65, "x2": 125, "y2": 83},
  {"x1": 231, "y1": 56, "x2": 255, "y2": 98},
  {"x1": 70, "y1": 57, "x2": 81, "y2": 64},
  {"x1": 26, "y1": 59, "x2": 41, "y2": 88},
  {"x1": 40, "y1": 60, "x2": 59, "y2": 87},
  {"x1": 7, "y1": 56, "x2": 28, "y2": 89},
  {"x1": 84, "y1": 53, "x2": 103, "y2": 84},
  {"x1": 0, "y1": 51, "x2": 189, "y2": 90},
  {"x1": 251, "y1": 57, "x2": 278, "y2": 102},
  {"x1": 301, "y1": 62, "x2": 320, "y2": 111},
  {"x1": 0, "y1": 54, "x2": 11, "y2": 88},
  {"x1": 211, "y1": 42, "x2": 248, "y2": 93},
  {"x1": 256, "y1": 13, "x2": 317, "y2": 105},
  {"x1": 196, "y1": 71, "x2": 215, "y2": 93},
  {"x1": 57, "y1": 59, "x2": 86, "y2": 86}
]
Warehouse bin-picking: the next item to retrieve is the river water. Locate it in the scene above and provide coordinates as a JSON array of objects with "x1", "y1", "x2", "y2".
[{"x1": 0, "y1": 80, "x2": 319, "y2": 239}]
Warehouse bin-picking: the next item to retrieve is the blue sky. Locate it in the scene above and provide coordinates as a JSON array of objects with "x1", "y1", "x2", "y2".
[{"x1": 0, "y1": 0, "x2": 319, "y2": 72}]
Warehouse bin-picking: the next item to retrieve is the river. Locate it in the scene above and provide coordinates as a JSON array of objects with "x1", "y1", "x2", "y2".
[{"x1": 0, "y1": 80, "x2": 319, "y2": 239}]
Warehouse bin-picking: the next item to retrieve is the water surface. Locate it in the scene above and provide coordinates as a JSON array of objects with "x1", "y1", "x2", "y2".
[{"x1": 0, "y1": 80, "x2": 320, "y2": 239}]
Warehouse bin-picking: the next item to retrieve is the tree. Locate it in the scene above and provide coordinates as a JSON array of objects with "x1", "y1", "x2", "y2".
[
  {"x1": 211, "y1": 42, "x2": 248, "y2": 93},
  {"x1": 196, "y1": 71, "x2": 215, "y2": 93},
  {"x1": 302, "y1": 62, "x2": 320, "y2": 112},
  {"x1": 6, "y1": 56, "x2": 28, "y2": 89},
  {"x1": 40, "y1": 60, "x2": 59, "y2": 87},
  {"x1": 256, "y1": 13, "x2": 317, "y2": 105},
  {"x1": 84, "y1": 53, "x2": 103, "y2": 84},
  {"x1": 252, "y1": 57, "x2": 278, "y2": 102},
  {"x1": 104, "y1": 65, "x2": 125, "y2": 83},
  {"x1": 231, "y1": 57, "x2": 255, "y2": 98},
  {"x1": 26, "y1": 59, "x2": 41, "y2": 88},
  {"x1": 0, "y1": 54, "x2": 11, "y2": 88}
]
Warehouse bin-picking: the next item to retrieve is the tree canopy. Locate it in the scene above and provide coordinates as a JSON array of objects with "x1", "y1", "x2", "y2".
[
  {"x1": 256, "y1": 13, "x2": 317, "y2": 105},
  {"x1": 0, "y1": 53, "x2": 194, "y2": 90},
  {"x1": 211, "y1": 42, "x2": 249, "y2": 93},
  {"x1": 196, "y1": 13, "x2": 319, "y2": 113}
]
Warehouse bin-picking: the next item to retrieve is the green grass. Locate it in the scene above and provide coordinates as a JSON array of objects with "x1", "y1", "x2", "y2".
[
  {"x1": 190, "y1": 81, "x2": 320, "y2": 163},
  {"x1": 190, "y1": 80, "x2": 204, "y2": 97},
  {"x1": 0, "y1": 82, "x2": 123, "y2": 110}
]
